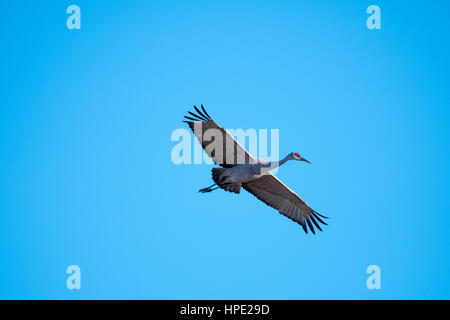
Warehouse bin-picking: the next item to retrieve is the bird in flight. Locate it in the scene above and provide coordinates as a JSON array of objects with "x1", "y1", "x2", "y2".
[{"x1": 183, "y1": 105, "x2": 328, "y2": 234}]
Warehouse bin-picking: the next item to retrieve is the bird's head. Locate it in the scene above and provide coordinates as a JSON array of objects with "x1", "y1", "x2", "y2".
[{"x1": 292, "y1": 152, "x2": 311, "y2": 164}]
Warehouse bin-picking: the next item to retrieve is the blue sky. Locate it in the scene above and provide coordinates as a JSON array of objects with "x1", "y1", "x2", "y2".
[{"x1": 1, "y1": 0, "x2": 449, "y2": 299}]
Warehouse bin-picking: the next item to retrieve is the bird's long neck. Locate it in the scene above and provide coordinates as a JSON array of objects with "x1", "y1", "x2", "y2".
[
  {"x1": 278, "y1": 154, "x2": 291, "y2": 167},
  {"x1": 258, "y1": 154, "x2": 291, "y2": 173}
]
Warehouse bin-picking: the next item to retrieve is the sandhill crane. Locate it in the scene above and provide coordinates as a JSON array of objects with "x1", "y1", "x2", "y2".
[{"x1": 183, "y1": 105, "x2": 328, "y2": 234}]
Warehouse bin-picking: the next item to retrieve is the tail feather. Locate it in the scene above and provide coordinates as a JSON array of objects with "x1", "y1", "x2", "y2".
[
  {"x1": 211, "y1": 168, "x2": 241, "y2": 194},
  {"x1": 212, "y1": 168, "x2": 226, "y2": 184}
]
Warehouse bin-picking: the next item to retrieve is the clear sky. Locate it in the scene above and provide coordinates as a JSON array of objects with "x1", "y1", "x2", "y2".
[{"x1": 1, "y1": 0, "x2": 449, "y2": 299}]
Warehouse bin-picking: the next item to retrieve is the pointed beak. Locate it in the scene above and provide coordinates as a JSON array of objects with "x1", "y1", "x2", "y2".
[{"x1": 301, "y1": 157, "x2": 311, "y2": 164}]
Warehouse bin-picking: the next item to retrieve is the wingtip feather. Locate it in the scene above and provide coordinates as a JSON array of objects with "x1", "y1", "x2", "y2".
[
  {"x1": 301, "y1": 222, "x2": 308, "y2": 234},
  {"x1": 201, "y1": 104, "x2": 212, "y2": 120},
  {"x1": 309, "y1": 214, "x2": 322, "y2": 232},
  {"x1": 306, "y1": 218, "x2": 315, "y2": 234}
]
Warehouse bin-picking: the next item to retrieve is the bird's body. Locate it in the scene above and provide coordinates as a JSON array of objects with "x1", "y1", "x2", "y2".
[
  {"x1": 214, "y1": 156, "x2": 293, "y2": 184},
  {"x1": 218, "y1": 163, "x2": 263, "y2": 183},
  {"x1": 183, "y1": 105, "x2": 328, "y2": 234},
  {"x1": 218, "y1": 160, "x2": 273, "y2": 183}
]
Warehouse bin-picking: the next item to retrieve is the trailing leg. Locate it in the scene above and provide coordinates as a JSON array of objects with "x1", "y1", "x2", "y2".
[{"x1": 198, "y1": 184, "x2": 219, "y2": 193}]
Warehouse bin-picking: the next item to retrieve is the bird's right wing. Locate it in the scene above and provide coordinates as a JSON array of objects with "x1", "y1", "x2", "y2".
[
  {"x1": 242, "y1": 174, "x2": 328, "y2": 234},
  {"x1": 183, "y1": 105, "x2": 257, "y2": 168}
]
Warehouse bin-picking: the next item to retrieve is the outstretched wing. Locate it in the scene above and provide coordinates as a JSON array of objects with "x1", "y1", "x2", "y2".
[
  {"x1": 242, "y1": 174, "x2": 328, "y2": 234},
  {"x1": 183, "y1": 105, "x2": 256, "y2": 168}
]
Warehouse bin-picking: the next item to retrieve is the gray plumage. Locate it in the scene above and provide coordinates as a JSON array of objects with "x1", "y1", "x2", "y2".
[{"x1": 183, "y1": 105, "x2": 328, "y2": 234}]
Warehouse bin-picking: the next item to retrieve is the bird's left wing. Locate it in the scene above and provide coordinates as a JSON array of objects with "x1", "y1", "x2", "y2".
[
  {"x1": 242, "y1": 174, "x2": 328, "y2": 234},
  {"x1": 183, "y1": 105, "x2": 257, "y2": 168}
]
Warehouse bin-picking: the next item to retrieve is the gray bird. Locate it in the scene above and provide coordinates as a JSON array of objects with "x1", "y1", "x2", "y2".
[{"x1": 183, "y1": 105, "x2": 328, "y2": 234}]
